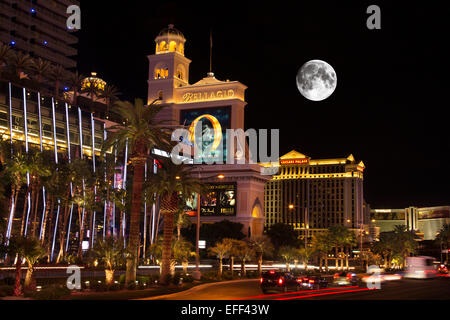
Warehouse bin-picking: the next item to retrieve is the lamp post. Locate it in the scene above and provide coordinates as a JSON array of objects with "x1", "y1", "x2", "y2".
[{"x1": 192, "y1": 170, "x2": 225, "y2": 280}]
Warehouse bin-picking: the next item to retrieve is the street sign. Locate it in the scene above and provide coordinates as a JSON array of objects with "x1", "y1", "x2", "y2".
[{"x1": 199, "y1": 240, "x2": 206, "y2": 249}]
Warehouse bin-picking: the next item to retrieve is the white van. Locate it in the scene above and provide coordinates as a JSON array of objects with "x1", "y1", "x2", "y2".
[{"x1": 405, "y1": 256, "x2": 438, "y2": 279}]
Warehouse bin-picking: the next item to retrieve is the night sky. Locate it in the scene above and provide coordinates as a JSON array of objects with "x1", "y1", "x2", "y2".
[{"x1": 75, "y1": 1, "x2": 449, "y2": 209}]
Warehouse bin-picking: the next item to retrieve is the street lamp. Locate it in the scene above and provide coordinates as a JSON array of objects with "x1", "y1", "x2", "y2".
[{"x1": 193, "y1": 171, "x2": 225, "y2": 280}]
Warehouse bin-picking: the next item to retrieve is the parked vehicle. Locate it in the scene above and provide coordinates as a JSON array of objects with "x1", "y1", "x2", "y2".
[
  {"x1": 260, "y1": 270, "x2": 302, "y2": 294},
  {"x1": 405, "y1": 256, "x2": 437, "y2": 279}
]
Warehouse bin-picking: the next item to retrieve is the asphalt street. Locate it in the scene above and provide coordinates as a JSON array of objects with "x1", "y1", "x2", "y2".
[{"x1": 143, "y1": 276, "x2": 450, "y2": 300}]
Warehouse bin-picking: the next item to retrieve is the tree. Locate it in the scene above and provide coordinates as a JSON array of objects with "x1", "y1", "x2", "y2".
[
  {"x1": 311, "y1": 232, "x2": 333, "y2": 272},
  {"x1": 31, "y1": 58, "x2": 51, "y2": 89},
  {"x1": 66, "y1": 71, "x2": 85, "y2": 106},
  {"x1": 182, "y1": 220, "x2": 246, "y2": 246},
  {"x1": 145, "y1": 160, "x2": 204, "y2": 284},
  {"x1": 173, "y1": 237, "x2": 195, "y2": 274},
  {"x1": 392, "y1": 225, "x2": 418, "y2": 268},
  {"x1": 49, "y1": 65, "x2": 66, "y2": 99},
  {"x1": 328, "y1": 225, "x2": 349, "y2": 270},
  {"x1": 248, "y1": 235, "x2": 274, "y2": 275},
  {"x1": 266, "y1": 223, "x2": 300, "y2": 255},
  {"x1": 208, "y1": 239, "x2": 232, "y2": 277},
  {"x1": 372, "y1": 231, "x2": 396, "y2": 268},
  {"x1": 436, "y1": 224, "x2": 450, "y2": 264},
  {"x1": 102, "y1": 98, "x2": 171, "y2": 286},
  {"x1": 233, "y1": 239, "x2": 254, "y2": 277},
  {"x1": 278, "y1": 246, "x2": 298, "y2": 272},
  {"x1": 9, "y1": 51, "x2": 33, "y2": 80},
  {"x1": 21, "y1": 237, "x2": 46, "y2": 291},
  {"x1": 82, "y1": 78, "x2": 101, "y2": 113},
  {"x1": 100, "y1": 84, "x2": 120, "y2": 119},
  {"x1": 175, "y1": 209, "x2": 192, "y2": 241},
  {"x1": 91, "y1": 236, "x2": 125, "y2": 286},
  {"x1": 297, "y1": 247, "x2": 314, "y2": 271},
  {"x1": 0, "y1": 42, "x2": 13, "y2": 79}
]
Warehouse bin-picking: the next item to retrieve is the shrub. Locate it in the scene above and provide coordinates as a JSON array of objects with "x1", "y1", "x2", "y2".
[
  {"x1": 1, "y1": 277, "x2": 15, "y2": 286},
  {"x1": 164, "y1": 274, "x2": 173, "y2": 285},
  {"x1": 91, "y1": 281, "x2": 107, "y2": 292},
  {"x1": 182, "y1": 274, "x2": 194, "y2": 283},
  {"x1": 201, "y1": 270, "x2": 219, "y2": 281},
  {"x1": 108, "y1": 283, "x2": 121, "y2": 291},
  {"x1": 173, "y1": 272, "x2": 183, "y2": 285},
  {"x1": 136, "y1": 276, "x2": 149, "y2": 285},
  {"x1": 28, "y1": 285, "x2": 71, "y2": 300},
  {"x1": 126, "y1": 281, "x2": 136, "y2": 290},
  {"x1": 118, "y1": 274, "x2": 126, "y2": 284},
  {"x1": 0, "y1": 285, "x2": 14, "y2": 297}
]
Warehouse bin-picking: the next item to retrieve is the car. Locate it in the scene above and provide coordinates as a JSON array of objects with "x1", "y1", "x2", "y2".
[
  {"x1": 438, "y1": 264, "x2": 448, "y2": 274},
  {"x1": 332, "y1": 272, "x2": 360, "y2": 286},
  {"x1": 260, "y1": 270, "x2": 303, "y2": 293},
  {"x1": 300, "y1": 275, "x2": 328, "y2": 289}
]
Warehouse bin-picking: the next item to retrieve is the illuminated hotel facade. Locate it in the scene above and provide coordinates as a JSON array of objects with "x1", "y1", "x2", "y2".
[
  {"x1": 371, "y1": 206, "x2": 450, "y2": 240},
  {"x1": 0, "y1": 0, "x2": 78, "y2": 69},
  {"x1": 264, "y1": 150, "x2": 369, "y2": 239},
  {"x1": 0, "y1": 77, "x2": 117, "y2": 259},
  {"x1": 147, "y1": 25, "x2": 270, "y2": 237}
]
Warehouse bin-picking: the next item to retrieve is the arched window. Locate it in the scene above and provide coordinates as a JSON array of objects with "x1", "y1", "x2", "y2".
[
  {"x1": 159, "y1": 41, "x2": 167, "y2": 52},
  {"x1": 169, "y1": 41, "x2": 177, "y2": 52}
]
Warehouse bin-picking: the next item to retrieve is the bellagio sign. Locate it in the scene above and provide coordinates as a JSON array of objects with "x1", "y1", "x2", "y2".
[{"x1": 182, "y1": 89, "x2": 235, "y2": 103}]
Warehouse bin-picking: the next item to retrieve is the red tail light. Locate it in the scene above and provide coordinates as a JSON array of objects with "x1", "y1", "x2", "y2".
[
  {"x1": 347, "y1": 274, "x2": 352, "y2": 279},
  {"x1": 309, "y1": 279, "x2": 315, "y2": 283},
  {"x1": 334, "y1": 274, "x2": 339, "y2": 279},
  {"x1": 269, "y1": 270, "x2": 275, "y2": 274},
  {"x1": 260, "y1": 278, "x2": 263, "y2": 283},
  {"x1": 278, "y1": 278, "x2": 284, "y2": 285}
]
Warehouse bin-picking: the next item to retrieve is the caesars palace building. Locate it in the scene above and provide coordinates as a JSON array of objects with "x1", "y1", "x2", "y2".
[
  {"x1": 147, "y1": 25, "x2": 370, "y2": 239},
  {"x1": 263, "y1": 151, "x2": 370, "y2": 239}
]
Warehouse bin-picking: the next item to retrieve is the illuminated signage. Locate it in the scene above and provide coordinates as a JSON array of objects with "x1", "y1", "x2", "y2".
[
  {"x1": 182, "y1": 89, "x2": 235, "y2": 103},
  {"x1": 200, "y1": 183, "x2": 236, "y2": 216},
  {"x1": 280, "y1": 159, "x2": 309, "y2": 165},
  {"x1": 188, "y1": 114, "x2": 222, "y2": 152}
]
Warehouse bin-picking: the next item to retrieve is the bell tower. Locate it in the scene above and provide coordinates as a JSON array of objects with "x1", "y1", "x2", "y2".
[{"x1": 147, "y1": 24, "x2": 191, "y2": 104}]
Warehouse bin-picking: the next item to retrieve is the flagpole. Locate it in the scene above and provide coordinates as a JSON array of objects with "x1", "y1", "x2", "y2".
[{"x1": 209, "y1": 29, "x2": 212, "y2": 73}]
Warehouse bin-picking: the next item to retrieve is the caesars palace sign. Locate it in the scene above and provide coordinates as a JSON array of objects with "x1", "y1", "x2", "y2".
[{"x1": 182, "y1": 89, "x2": 235, "y2": 103}]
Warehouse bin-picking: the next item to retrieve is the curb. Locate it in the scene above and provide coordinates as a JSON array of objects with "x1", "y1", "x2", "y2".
[{"x1": 138, "y1": 279, "x2": 258, "y2": 300}]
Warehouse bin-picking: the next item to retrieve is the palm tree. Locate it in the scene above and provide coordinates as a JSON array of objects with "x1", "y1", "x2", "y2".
[
  {"x1": 224, "y1": 238, "x2": 237, "y2": 276},
  {"x1": 392, "y1": 225, "x2": 418, "y2": 268},
  {"x1": 175, "y1": 209, "x2": 192, "y2": 241},
  {"x1": 9, "y1": 51, "x2": 33, "y2": 80},
  {"x1": 0, "y1": 42, "x2": 13, "y2": 79},
  {"x1": 298, "y1": 247, "x2": 314, "y2": 272},
  {"x1": 145, "y1": 161, "x2": 204, "y2": 284},
  {"x1": 49, "y1": 65, "x2": 66, "y2": 99},
  {"x1": 100, "y1": 84, "x2": 120, "y2": 119},
  {"x1": 102, "y1": 98, "x2": 171, "y2": 286},
  {"x1": 91, "y1": 236, "x2": 125, "y2": 286},
  {"x1": 82, "y1": 78, "x2": 101, "y2": 113},
  {"x1": 3, "y1": 145, "x2": 29, "y2": 239},
  {"x1": 21, "y1": 237, "x2": 46, "y2": 291},
  {"x1": 208, "y1": 239, "x2": 232, "y2": 277},
  {"x1": 173, "y1": 237, "x2": 195, "y2": 274},
  {"x1": 279, "y1": 246, "x2": 298, "y2": 272},
  {"x1": 311, "y1": 232, "x2": 333, "y2": 272},
  {"x1": 66, "y1": 71, "x2": 84, "y2": 106},
  {"x1": 436, "y1": 224, "x2": 450, "y2": 264},
  {"x1": 248, "y1": 235, "x2": 274, "y2": 276},
  {"x1": 328, "y1": 225, "x2": 349, "y2": 270},
  {"x1": 31, "y1": 58, "x2": 51, "y2": 89}
]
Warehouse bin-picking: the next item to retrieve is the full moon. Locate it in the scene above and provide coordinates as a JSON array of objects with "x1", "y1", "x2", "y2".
[{"x1": 296, "y1": 60, "x2": 337, "y2": 101}]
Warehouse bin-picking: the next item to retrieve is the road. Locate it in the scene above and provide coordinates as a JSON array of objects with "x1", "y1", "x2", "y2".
[{"x1": 144, "y1": 275, "x2": 450, "y2": 300}]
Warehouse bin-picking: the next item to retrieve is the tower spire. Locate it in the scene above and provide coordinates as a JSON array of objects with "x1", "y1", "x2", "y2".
[{"x1": 208, "y1": 29, "x2": 214, "y2": 77}]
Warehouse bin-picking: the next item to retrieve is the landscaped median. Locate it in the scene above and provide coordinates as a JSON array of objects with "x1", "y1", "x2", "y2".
[{"x1": 0, "y1": 270, "x2": 261, "y2": 300}]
